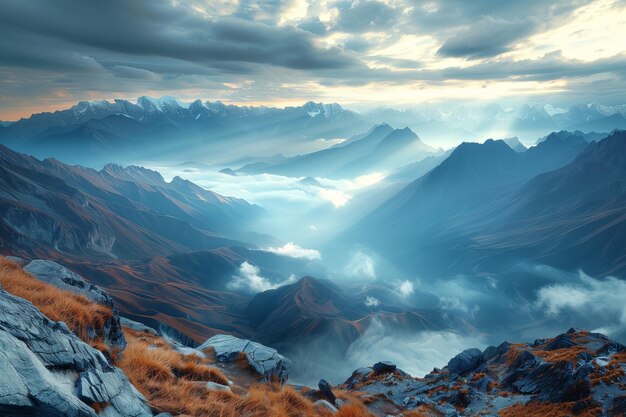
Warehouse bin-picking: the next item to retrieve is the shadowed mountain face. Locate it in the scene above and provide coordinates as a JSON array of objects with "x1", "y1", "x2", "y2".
[
  {"x1": 0, "y1": 145, "x2": 260, "y2": 260},
  {"x1": 471, "y1": 130, "x2": 626, "y2": 275},
  {"x1": 345, "y1": 130, "x2": 626, "y2": 278},
  {"x1": 0, "y1": 98, "x2": 365, "y2": 166}
]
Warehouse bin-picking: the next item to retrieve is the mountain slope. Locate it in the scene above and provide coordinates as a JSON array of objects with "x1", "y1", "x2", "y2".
[
  {"x1": 567, "y1": 113, "x2": 626, "y2": 132},
  {"x1": 0, "y1": 145, "x2": 259, "y2": 260}
]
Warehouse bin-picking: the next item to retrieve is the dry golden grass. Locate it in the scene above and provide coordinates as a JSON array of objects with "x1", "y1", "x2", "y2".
[
  {"x1": 534, "y1": 345, "x2": 591, "y2": 364},
  {"x1": 591, "y1": 350, "x2": 626, "y2": 386},
  {"x1": 499, "y1": 401, "x2": 600, "y2": 417},
  {"x1": 0, "y1": 257, "x2": 114, "y2": 350},
  {"x1": 121, "y1": 323, "x2": 379, "y2": 417}
]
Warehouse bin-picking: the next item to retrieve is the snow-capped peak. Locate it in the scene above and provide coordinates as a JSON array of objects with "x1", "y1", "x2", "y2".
[{"x1": 137, "y1": 96, "x2": 187, "y2": 112}]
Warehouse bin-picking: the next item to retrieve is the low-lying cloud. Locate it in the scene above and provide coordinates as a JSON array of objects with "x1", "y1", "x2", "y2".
[
  {"x1": 228, "y1": 261, "x2": 296, "y2": 294},
  {"x1": 535, "y1": 271, "x2": 626, "y2": 336},
  {"x1": 364, "y1": 296, "x2": 380, "y2": 307},
  {"x1": 346, "y1": 320, "x2": 486, "y2": 378},
  {"x1": 265, "y1": 242, "x2": 321, "y2": 261},
  {"x1": 396, "y1": 279, "x2": 415, "y2": 298},
  {"x1": 343, "y1": 251, "x2": 376, "y2": 280},
  {"x1": 288, "y1": 318, "x2": 487, "y2": 386}
]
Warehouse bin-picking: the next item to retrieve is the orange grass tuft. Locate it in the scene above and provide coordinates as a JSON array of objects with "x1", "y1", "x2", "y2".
[{"x1": 534, "y1": 345, "x2": 591, "y2": 364}]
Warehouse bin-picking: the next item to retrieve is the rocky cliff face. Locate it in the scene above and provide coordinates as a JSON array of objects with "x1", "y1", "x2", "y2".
[
  {"x1": 0, "y1": 288, "x2": 152, "y2": 417},
  {"x1": 341, "y1": 329, "x2": 626, "y2": 416}
]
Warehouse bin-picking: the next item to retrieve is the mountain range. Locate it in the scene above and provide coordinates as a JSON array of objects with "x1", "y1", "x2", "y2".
[
  {"x1": 2, "y1": 98, "x2": 626, "y2": 168},
  {"x1": 0, "y1": 97, "x2": 364, "y2": 166},
  {"x1": 365, "y1": 101, "x2": 626, "y2": 142}
]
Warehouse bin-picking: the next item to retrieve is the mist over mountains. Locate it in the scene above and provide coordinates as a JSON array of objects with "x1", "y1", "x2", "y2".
[{"x1": 1, "y1": 97, "x2": 626, "y2": 389}]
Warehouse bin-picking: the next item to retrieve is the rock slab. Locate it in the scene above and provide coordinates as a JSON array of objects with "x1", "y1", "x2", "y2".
[
  {"x1": 0, "y1": 288, "x2": 152, "y2": 417},
  {"x1": 198, "y1": 334, "x2": 291, "y2": 383}
]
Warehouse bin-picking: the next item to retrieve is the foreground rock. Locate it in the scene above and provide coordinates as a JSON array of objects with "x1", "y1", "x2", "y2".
[
  {"x1": 199, "y1": 334, "x2": 291, "y2": 383},
  {"x1": 24, "y1": 259, "x2": 126, "y2": 350},
  {"x1": 343, "y1": 329, "x2": 626, "y2": 417},
  {"x1": 0, "y1": 288, "x2": 152, "y2": 417}
]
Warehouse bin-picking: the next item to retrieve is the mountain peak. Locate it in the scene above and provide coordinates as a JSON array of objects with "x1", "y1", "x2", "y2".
[{"x1": 503, "y1": 136, "x2": 527, "y2": 152}]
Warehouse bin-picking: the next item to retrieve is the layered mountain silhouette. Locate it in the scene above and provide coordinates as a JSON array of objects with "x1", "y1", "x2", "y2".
[
  {"x1": 0, "y1": 97, "x2": 364, "y2": 165},
  {"x1": 236, "y1": 124, "x2": 439, "y2": 178},
  {"x1": 3, "y1": 98, "x2": 625, "y2": 170}
]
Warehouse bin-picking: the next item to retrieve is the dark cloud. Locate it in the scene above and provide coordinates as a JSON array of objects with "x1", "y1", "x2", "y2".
[
  {"x1": 0, "y1": 0, "x2": 356, "y2": 72},
  {"x1": 110, "y1": 66, "x2": 160, "y2": 81},
  {"x1": 411, "y1": 0, "x2": 592, "y2": 59},
  {"x1": 437, "y1": 16, "x2": 535, "y2": 59},
  {"x1": 409, "y1": 0, "x2": 591, "y2": 32},
  {"x1": 440, "y1": 52, "x2": 626, "y2": 82}
]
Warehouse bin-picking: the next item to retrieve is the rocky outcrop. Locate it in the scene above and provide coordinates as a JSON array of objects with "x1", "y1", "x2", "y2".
[
  {"x1": 198, "y1": 334, "x2": 291, "y2": 383},
  {"x1": 373, "y1": 361, "x2": 397, "y2": 374},
  {"x1": 342, "y1": 330, "x2": 626, "y2": 417},
  {"x1": 24, "y1": 259, "x2": 126, "y2": 350},
  {"x1": 0, "y1": 288, "x2": 152, "y2": 417},
  {"x1": 447, "y1": 347, "x2": 483, "y2": 375},
  {"x1": 318, "y1": 379, "x2": 336, "y2": 405}
]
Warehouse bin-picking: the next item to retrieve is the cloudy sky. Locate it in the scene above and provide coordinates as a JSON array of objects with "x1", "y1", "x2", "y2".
[{"x1": 1, "y1": 0, "x2": 626, "y2": 120}]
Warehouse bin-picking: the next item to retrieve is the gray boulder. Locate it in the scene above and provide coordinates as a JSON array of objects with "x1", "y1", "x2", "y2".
[
  {"x1": 0, "y1": 288, "x2": 152, "y2": 417},
  {"x1": 447, "y1": 348, "x2": 484, "y2": 375},
  {"x1": 206, "y1": 382, "x2": 232, "y2": 393},
  {"x1": 24, "y1": 259, "x2": 126, "y2": 350},
  {"x1": 315, "y1": 400, "x2": 338, "y2": 413},
  {"x1": 198, "y1": 334, "x2": 291, "y2": 383}
]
